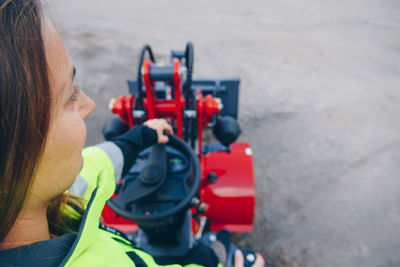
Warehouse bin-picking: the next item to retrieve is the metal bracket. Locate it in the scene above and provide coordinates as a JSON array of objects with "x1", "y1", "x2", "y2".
[
  {"x1": 184, "y1": 110, "x2": 197, "y2": 118},
  {"x1": 133, "y1": 110, "x2": 146, "y2": 118}
]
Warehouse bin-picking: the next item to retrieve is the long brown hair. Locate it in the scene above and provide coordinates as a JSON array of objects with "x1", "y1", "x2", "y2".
[{"x1": 0, "y1": 0, "x2": 81, "y2": 242}]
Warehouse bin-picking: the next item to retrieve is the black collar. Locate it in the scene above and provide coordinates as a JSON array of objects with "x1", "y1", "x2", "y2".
[{"x1": 0, "y1": 233, "x2": 77, "y2": 267}]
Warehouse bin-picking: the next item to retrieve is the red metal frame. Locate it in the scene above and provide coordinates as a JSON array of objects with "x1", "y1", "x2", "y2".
[
  {"x1": 102, "y1": 59, "x2": 255, "y2": 235},
  {"x1": 111, "y1": 95, "x2": 135, "y2": 128},
  {"x1": 142, "y1": 59, "x2": 185, "y2": 138}
]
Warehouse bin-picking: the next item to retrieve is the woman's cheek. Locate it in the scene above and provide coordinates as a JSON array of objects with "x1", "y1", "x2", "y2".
[{"x1": 50, "y1": 112, "x2": 86, "y2": 164}]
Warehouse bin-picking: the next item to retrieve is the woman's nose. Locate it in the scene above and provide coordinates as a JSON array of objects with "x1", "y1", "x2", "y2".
[{"x1": 79, "y1": 90, "x2": 96, "y2": 118}]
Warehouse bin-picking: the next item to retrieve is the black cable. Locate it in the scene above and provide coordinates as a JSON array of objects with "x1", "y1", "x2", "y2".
[
  {"x1": 187, "y1": 43, "x2": 197, "y2": 149},
  {"x1": 137, "y1": 45, "x2": 155, "y2": 109},
  {"x1": 183, "y1": 43, "x2": 194, "y2": 145},
  {"x1": 184, "y1": 42, "x2": 194, "y2": 108}
]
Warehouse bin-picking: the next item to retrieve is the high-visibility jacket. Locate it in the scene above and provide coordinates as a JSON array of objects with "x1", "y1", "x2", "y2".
[
  {"x1": 62, "y1": 142, "x2": 179, "y2": 266},
  {"x1": 0, "y1": 140, "x2": 220, "y2": 267}
]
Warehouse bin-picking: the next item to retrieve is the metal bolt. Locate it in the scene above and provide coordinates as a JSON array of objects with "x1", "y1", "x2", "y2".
[
  {"x1": 184, "y1": 110, "x2": 197, "y2": 118},
  {"x1": 246, "y1": 253, "x2": 255, "y2": 262},
  {"x1": 209, "y1": 234, "x2": 217, "y2": 242},
  {"x1": 133, "y1": 110, "x2": 145, "y2": 118},
  {"x1": 191, "y1": 197, "x2": 200, "y2": 205},
  {"x1": 207, "y1": 172, "x2": 218, "y2": 183}
]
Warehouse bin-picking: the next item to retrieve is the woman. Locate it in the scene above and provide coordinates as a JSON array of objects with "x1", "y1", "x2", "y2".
[{"x1": 0, "y1": 0, "x2": 264, "y2": 266}]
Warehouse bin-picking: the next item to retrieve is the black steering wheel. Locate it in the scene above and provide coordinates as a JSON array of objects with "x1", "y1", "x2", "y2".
[{"x1": 107, "y1": 135, "x2": 201, "y2": 225}]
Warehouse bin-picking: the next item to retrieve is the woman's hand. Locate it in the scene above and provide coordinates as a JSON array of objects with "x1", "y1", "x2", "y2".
[
  {"x1": 144, "y1": 119, "x2": 174, "y2": 144},
  {"x1": 234, "y1": 250, "x2": 265, "y2": 267}
]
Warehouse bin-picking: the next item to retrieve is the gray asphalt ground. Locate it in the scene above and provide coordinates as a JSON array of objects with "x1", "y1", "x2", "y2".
[{"x1": 51, "y1": 0, "x2": 400, "y2": 266}]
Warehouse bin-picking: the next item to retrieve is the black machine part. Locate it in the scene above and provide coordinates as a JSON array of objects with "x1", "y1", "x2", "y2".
[
  {"x1": 135, "y1": 210, "x2": 194, "y2": 259},
  {"x1": 227, "y1": 246, "x2": 256, "y2": 267},
  {"x1": 200, "y1": 232, "x2": 257, "y2": 267},
  {"x1": 107, "y1": 135, "x2": 201, "y2": 244},
  {"x1": 212, "y1": 116, "x2": 241, "y2": 148},
  {"x1": 111, "y1": 144, "x2": 168, "y2": 206}
]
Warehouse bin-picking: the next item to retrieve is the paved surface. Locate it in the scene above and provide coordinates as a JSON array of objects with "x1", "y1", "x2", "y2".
[{"x1": 52, "y1": 0, "x2": 400, "y2": 266}]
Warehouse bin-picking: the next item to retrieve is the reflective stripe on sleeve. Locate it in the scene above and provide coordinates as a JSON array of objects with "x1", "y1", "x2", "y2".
[
  {"x1": 95, "y1": 141, "x2": 124, "y2": 183},
  {"x1": 69, "y1": 175, "x2": 88, "y2": 197}
]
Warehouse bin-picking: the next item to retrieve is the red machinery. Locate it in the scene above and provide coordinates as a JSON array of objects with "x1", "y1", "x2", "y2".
[{"x1": 101, "y1": 43, "x2": 255, "y2": 242}]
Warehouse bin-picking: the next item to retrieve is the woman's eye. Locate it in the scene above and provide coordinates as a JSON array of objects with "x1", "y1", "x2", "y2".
[{"x1": 69, "y1": 85, "x2": 80, "y2": 102}]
